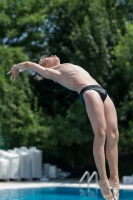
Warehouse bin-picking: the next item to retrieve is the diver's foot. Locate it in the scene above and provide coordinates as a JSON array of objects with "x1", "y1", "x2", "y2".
[
  {"x1": 109, "y1": 178, "x2": 119, "y2": 200},
  {"x1": 98, "y1": 180, "x2": 114, "y2": 200}
]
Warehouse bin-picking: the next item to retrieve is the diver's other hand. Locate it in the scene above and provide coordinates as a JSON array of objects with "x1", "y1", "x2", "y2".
[{"x1": 7, "y1": 65, "x2": 23, "y2": 80}]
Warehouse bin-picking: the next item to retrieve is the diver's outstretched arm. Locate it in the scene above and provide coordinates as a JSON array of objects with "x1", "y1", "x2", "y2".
[{"x1": 7, "y1": 61, "x2": 60, "y2": 81}]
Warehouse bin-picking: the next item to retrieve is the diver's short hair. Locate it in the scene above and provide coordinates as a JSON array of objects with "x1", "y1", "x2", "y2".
[{"x1": 39, "y1": 55, "x2": 49, "y2": 65}]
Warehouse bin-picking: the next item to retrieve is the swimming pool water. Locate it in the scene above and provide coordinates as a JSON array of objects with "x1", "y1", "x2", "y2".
[{"x1": 0, "y1": 187, "x2": 132, "y2": 200}]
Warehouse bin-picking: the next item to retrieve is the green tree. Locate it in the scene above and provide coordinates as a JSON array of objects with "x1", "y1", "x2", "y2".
[
  {"x1": 0, "y1": 0, "x2": 49, "y2": 60},
  {"x1": 111, "y1": 24, "x2": 133, "y2": 154},
  {"x1": 0, "y1": 46, "x2": 47, "y2": 149}
]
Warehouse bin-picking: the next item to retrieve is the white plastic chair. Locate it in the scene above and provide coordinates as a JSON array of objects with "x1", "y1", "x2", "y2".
[
  {"x1": 29, "y1": 149, "x2": 42, "y2": 179},
  {"x1": 43, "y1": 163, "x2": 51, "y2": 177},
  {"x1": 29, "y1": 146, "x2": 36, "y2": 150},
  {"x1": 122, "y1": 176, "x2": 133, "y2": 184},
  {"x1": 48, "y1": 165, "x2": 57, "y2": 179},
  {"x1": 13, "y1": 148, "x2": 20, "y2": 153},
  {"x1": 7, "y1": 150, "x2": 15, "y2": 153},
  {"x1": 0, "y1": 150, "x2": 20, "y2": 180},
  {"x1": 0, "y1": 157, "x2": 10, "y2": 180},
  {"x1": 20, "y1": 146, "x2": 28, "y2": 152},
  {"x1": 18, "y1": 151, "x2": 31, "y2": 180},
  {"x1": 57, "y1": 168, "x2": 71, "y2": 179}
]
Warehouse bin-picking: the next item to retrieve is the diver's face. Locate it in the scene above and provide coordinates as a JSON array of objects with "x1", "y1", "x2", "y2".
[{"x1": 41, "y1": 55, "x2": 60, "y2": 68}]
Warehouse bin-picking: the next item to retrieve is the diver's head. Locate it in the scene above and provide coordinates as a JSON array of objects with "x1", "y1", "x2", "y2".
[{"x1": 39, "y1": 55, "x2": 60, "y2": 68}]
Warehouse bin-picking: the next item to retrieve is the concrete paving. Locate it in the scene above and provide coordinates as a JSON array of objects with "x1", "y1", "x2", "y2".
[{"x1": 0, "y1": 179, "x2": 133, "y2": 190}]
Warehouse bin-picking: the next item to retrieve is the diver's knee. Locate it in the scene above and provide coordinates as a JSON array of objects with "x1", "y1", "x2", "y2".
[
  {"x1": 107, "y1": 128, "x2": 119, "y2": 143},
  {"x1": 95, "y1": 128, "x2": 106, "y2": 141}
]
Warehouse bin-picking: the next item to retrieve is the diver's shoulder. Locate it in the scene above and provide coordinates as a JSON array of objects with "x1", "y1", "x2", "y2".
[{"x1": 51, "y1": 63, "x2": 81, "y2": 70}]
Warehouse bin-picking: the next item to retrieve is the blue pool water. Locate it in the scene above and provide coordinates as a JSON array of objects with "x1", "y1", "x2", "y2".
[{"x1": 0, "y1": 187, "x2": 133, "y2": 200}]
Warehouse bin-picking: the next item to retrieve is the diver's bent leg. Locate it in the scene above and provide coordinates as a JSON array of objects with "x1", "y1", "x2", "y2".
[
  {"x1": 106, "y1": 132, "x2": 119, "y2": 200},
  {"x1": 83, "y1": 90, "x2": 112, "y2": 198},
  {"x1": 93, "y1": 128, "x2": 107, "y2": 180},
  {"x1": 104, "y1": 96, "x2": 119, "y2": 200}
]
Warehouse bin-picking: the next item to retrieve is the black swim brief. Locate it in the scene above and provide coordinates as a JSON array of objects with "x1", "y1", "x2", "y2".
[{"x1": 79, "y1": 85, "x2": 107, "y2": 107}]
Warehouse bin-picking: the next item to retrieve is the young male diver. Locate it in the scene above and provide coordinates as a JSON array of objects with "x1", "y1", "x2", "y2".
[{"x1": 7, "y1": 55, "x2": 119, "y2": 200}]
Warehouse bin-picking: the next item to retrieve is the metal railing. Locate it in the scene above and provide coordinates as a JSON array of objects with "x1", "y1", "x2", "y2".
[
  {"x1": 79, "y1": 171, "x2": 90, "y2": 187},
  {"x1": 88, "y1": 171, "x2": 98, "y2": 187},
  {"x1": 79, "y1": 171, "x2": 98, "y2": 188}
]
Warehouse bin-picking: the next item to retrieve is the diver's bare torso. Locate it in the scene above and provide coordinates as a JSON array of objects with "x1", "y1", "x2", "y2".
[{"x1": 49, "y1": 63, "x2": 99, "y2": 94}]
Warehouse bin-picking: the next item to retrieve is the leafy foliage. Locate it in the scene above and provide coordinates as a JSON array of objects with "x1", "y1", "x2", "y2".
[
  {"x1": 0, "y1": 46, "x2": 47, "y2": 149},
  {"x1": 111, "y1": 24, "x2": 133, "y2": 153}
]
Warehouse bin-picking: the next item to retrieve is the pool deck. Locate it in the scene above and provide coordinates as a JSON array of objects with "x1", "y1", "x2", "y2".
[{"x1": 0, "y1": 179, "x2": 133, "y2": 190}]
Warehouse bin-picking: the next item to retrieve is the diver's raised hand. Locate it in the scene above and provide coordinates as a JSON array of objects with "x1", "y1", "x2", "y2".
[{"x1": 7, "y1": 65, "x2": 23, "y2": 80}]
